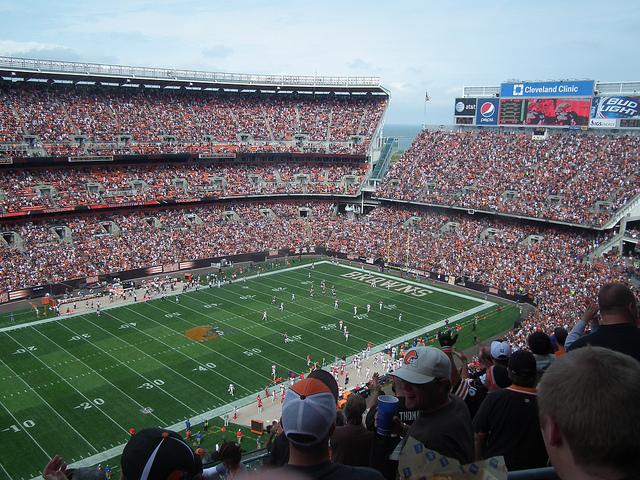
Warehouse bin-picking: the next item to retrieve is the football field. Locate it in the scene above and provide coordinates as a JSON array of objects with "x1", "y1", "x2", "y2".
[{"x1": 0, "y1": 261, "x2": 519, "y2": 479}]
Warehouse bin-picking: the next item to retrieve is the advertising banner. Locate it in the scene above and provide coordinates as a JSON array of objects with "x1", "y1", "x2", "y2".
[
  {"x1": 591, "y1": 96, "x2": 639, "y2": 119},
  {"x1": 589, "y1": 118, "x2": 617, "y2": 128},
  {"x1": 475, "y1": 99, "x2": 499, "y2": 126},
  {"x1": 501, "y1": 80, "x2": 594, "y2": 99},
  {"x1": 454, "y1": 98, "x2": 477, "y2": 116}
]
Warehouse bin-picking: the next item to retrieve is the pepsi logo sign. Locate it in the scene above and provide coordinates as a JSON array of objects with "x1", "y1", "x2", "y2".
[{"x1": 480, "y1": 102, "x2": 495, "y2": 118}]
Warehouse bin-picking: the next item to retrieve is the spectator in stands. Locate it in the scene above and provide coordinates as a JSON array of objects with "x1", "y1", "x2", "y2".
[
  {"x1": 42, "y1": 456, "x2": 107, "y2": 480},
  {"x1": 439, "y1": 331, "x2": 489, "y2": 419},
  {"x1": 473, "y1": 350, "x2": 548, "y2": 471},
  {"x1": 567, "y1": 282, "x2": 640, "y2": 362},
  {"x1": 119, "y1": 427, "x2": 198, "y2": 480},
  {"x1": 330, "y1": 393, "x2": 373, "y2": 467},
  {"x1": 389, "y1": 346, "x2": 474, "y2": 464},
  {"x1": 202, "y1": 441, "x2": 246, "y2": 478},
  {"x1": 552, "y1": 327, "x2": 568, "y2": 357},
  {"x1": 280, "y1": 376, "x2": 385, "y2": 480},
  {"x1": 538, "y1": 346, "x2": 640, "y2": 480},
  {"x1": 265, "y1": 418, "x2": 290, "y2": 469},
  {"x1": 527, "y1": 331, "x2": 556, "y2": 381},
  {"x1": 367, "y1": 375, "x2": 419, "y2": 480},
  {"x1": 488, "y1": 340, "x2": 511, "y2": 367}
]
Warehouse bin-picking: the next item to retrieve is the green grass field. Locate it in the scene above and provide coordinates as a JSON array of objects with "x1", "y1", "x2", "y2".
[{"x1": 0, "y1": 260, "x2": 519, "y2": 480}]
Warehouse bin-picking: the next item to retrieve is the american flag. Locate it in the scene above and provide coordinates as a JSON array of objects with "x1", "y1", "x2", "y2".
[{"x1": 425, "y1": 92, "x2": 431, "y2": 102}]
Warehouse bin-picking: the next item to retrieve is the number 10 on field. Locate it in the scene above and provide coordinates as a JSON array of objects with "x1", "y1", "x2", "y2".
[{"x1": 3, "y1": 420, "x2": 35, "y2": 433}]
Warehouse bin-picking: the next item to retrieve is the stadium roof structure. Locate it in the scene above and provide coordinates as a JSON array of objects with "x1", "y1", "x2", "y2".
[
  {"x1": 462, "y1": 80, "x2": 640, "y2": 98},
  {"x1": 0, "y1": 56, "x2": 389, "y2": 96}
]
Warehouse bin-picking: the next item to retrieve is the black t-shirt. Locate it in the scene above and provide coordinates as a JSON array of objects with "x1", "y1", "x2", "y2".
[
  {"x1": 473, "y1": 386, "x2": 548, "y2": 471},
  {"x1": 266, "y1": 431, "x2": 289, "y2": 467}
]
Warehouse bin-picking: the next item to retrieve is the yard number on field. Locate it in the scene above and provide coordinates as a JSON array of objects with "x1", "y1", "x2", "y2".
[
  {"x1": 13, "y1": 346, "x2": 37, "y2": 354},
  {"x1": 194, "y1": 363, "x2": 217, "y2": 372},
  {"x1": 3, "y1": 420, "x2": 35, "y2": 433},
  {"x1": 70, "y1": 334, "x2": 91, "y2": 341},
  {"x1": 74, "y1": 398, "x2": 105, "y2": 409},
  {"x1": 138, "y1": 379, "x2": 165, "y2": 389}
]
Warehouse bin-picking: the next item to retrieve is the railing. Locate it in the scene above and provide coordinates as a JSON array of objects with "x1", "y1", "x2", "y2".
[
  {"x1": 208, "y1": 452, "x2": 559, "y2": 479},
  {"x1": 369, "y1": 138, "x2": 395, "y2": 182},
  {"x1": 0, "y1": 56, "x2": 381, "y2": 89}
]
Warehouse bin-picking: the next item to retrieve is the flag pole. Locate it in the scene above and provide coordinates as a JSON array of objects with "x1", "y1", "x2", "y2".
[{"x1": 423, "y1": 91, "x2": 431, "y2": 129}]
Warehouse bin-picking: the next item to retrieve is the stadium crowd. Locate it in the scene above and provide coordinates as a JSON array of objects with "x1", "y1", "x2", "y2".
[
  {"x1": 376, "y1": 129, "x2": 640, "y2": 226},
  {"x1": 3, "y1": 129, "x2": 640, "y2": 227},
  {"x1": 0, "y1": 81, "x2": 385, "y2": 156},
  {"x1": 0, "y1": 162, "x2": 367, "y2": 212}
]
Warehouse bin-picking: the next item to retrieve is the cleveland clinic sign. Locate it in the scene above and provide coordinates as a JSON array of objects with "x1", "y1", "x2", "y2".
[{"x1": 500, "y1": 80, "x2": 595, "y2": 98}]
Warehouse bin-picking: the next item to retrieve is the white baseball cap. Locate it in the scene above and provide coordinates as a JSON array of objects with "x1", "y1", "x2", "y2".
[
  {"x1": 391, "y1": 347, "x2": 451, "y2": 384},
  {"x1": 491, "y1": 341, "x2": 511, "y2": 360}
]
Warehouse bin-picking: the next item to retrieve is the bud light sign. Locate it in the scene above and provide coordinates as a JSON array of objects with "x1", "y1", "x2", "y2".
[
  {"x1": 591, "y1": 96, "x2": 639, "y2": 119},
  {"x1": 476, "y1": 99, "x2": 499, "y2": 125}
]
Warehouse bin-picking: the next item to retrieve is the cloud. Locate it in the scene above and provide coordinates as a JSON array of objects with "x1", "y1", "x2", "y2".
[
  {"x1": 387, "y1": 82, "x2": 415, "y2": 93},
  {"x1": 346, "y1": 58, "x2": 373, "y2": 70},
  {"x1": 202, "y1": 45, "x2": 232, "y2": 59},
  {"x1": 0, "y1": 41, "x2": 81, "y2": 61}
]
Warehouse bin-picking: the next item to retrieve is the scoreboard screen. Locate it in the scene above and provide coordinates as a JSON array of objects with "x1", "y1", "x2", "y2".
[
  {"x1": 455, "y1": 117, "x2": 474, "y2": 125},
  {"x1": 499, "y1": 99, "x2": 526, "y2": 125},
  {"x1": 620, "y1": 118, "x2": 640, "y2": 128}
]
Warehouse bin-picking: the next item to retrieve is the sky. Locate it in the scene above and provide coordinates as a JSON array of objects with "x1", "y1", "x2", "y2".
[{"x1": 0, "y1": 0, "x2": 638, "y2": 126}]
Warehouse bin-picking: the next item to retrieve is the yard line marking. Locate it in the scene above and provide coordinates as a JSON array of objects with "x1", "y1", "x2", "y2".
[
  {"x1": 91, "y1": 308, "x2": 227, "y2": 404},
  {"x1": 45, "y1": 319, "x2": 197, "y2": 419},
  {"x1": 0, "y1": 400, "x2": 49, "y2": 460},
  {"x1": 145, "y1": 300, "x2": 302, "y2": 384},
  {"x1": 0, "y1": 350, "x2": 98, "y2": 453},
  {"x1": 184, "y1": 261, "x2": 496, "y2": 370},
  {"x1": 194, "y1": 263, "x2": 493, "y2": 353}
]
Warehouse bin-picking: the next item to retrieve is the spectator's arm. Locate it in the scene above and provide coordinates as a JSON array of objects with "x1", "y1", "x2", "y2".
[
  {"x1": 201, "y1": 464, "x2": 225, "y2": 479},
  {"x1": 438, "y1": 330, "x2": 461, "y2": 386},
  {"x1": 452, "y1": 347, "x2": 470, "y2": 380},
  {"x1": 476, "y1": 339, "x2": 493, "y2": 369},
  {"x1": 42, "y1": 456, "x2": 68, "y2": 480},
  {"x1": 367, "y1": 372, "x2": 383, "y2": 409},
  {"x1": 566, "y1": 303, "x2": 599, "y2": 349},
  {"x1": 474, "y1": 432, "x2": 487, "y2": 462}
]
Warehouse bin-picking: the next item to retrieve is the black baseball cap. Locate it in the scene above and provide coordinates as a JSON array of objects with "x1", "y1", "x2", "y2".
[{"x1": 121, "y1": 428, "x2": 197, "y2": 480}]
